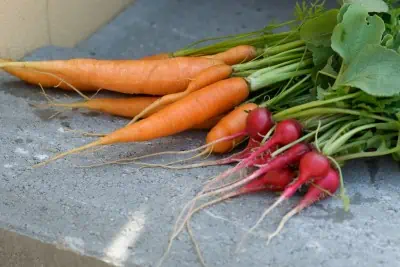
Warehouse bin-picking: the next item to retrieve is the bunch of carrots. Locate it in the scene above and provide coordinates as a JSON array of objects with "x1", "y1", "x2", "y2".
[{"x1": 2, "y1": 0, "x2": 400, "y2": 266}]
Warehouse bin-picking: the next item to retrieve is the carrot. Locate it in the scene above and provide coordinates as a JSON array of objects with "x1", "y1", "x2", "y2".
[
  {"x1": 140, "y1": 45, "x2": 257, "y2": 65},
  {"x1": 127, "y1": 64, "x2": 233, "y2": 125},
  {"x1": 204, "y1": 45, "x2": 258, "y2": 65},
  {"x1": 191, "y1": 114, "x2": 224, "y2": 130},
  {"x1": 44, "y1": 96, "x2": 162, "y2": 118},
  {"x1": 126, "y1": 103, "x2": 258, "y2": 170},
  {"x1": 0, "y1": 57, "x2": 223, "y2": 96},
  {"x1": 150, "y1": 105, "x2": 273, "y2": 170},
  {"x1": 35, "y1": 77, "x2": 250, "y2": 167},
  {"x1": 205, "y1": 102, "x2": 258, "y2": 153},
  {"x1": 0, "y1": 59, "x2": 99, "y2": 91},
  {"x1": 140, "y1": 53, "x2": 171, "y2": 60}
]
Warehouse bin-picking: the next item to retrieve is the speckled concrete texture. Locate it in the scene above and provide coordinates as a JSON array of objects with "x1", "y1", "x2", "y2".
[{"x1": 0, "y1": 1, "x2": 399, "y2": 267}]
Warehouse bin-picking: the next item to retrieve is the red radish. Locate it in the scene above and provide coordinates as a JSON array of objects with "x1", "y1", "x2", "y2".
[
  {"x1": 267, "y1": 168, "x2": 340, "y2": 244},
  {"x1": 186, "y1": 168, "x2": 296, "y2": 227},
  {"x1": 246, "y1": 107, "x2": 275, "y2": 141},
  {"x1": 239, "y1": 168, "x2": 295, "y2": 193},
  {"x1": 205, "y1": 143, "x2": 312, "y2": 195},
  {"x1": 240, "y1": 151, "x2": 331, "y2": 245},
  {"x1": 200, "y1": 119, "x2": 303, "y2": 193},
  {"x1": 247, "y1": 119, "x2": 303, "y2": 162},
  {"x1": 173, "y1": 143, "x2": 312, "y2": 240},
  {"x1": 282, "y1": 151, "x2": 331, "y2": 198}
]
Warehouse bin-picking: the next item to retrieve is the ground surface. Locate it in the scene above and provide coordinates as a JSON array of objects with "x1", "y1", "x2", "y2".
[{"x1": 0, "y1": 1, "x2": 399, "y2": 267}]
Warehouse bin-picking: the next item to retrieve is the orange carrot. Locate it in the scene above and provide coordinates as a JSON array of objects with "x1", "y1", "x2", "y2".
[
  {"x1": 35, "y1": 77, "x2": 250, "y2": 166},
  {"x1": 0, "y1": 59, "x2": 99, "y2": 91},
  {"x1": 140, "y1": 53, "x2": 172, "y2": 60},
  {"x1": 191, "y1": 114, "x2": 225, "y2": 130},
  {"x1": 205, "y1": 102, "x2": 258, "y2": 154},
  {"x1": 140, "y1": 45, "x2": 257, "y2": 65},
  {"x1": 45, "y1": 96, "x2": 162, "y2": 118},
  {"x1": 204, "y1": 45, "x2": 258, "y2": 65},
  {"x1": 127, "y1": 64, "x2": 233, "y2": 125},
  {"x1": 0, "y1": 57, "x2": 223, "y2": 96}
]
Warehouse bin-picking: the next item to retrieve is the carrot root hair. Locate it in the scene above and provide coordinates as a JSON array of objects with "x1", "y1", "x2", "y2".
[{"x1": 33, "y1": 139, "x2": 103, "y2": 168}]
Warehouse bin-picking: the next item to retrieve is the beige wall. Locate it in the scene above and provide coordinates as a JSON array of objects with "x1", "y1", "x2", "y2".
[{"x1": 0, "y1": 0, "x2": 133, "y2": 60}]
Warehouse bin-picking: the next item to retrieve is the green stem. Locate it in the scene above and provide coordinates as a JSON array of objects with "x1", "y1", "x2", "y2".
[
  {"x1": 231, "y1": 70, "x2": 256, "y2": 77},
  {"x1": 263, "y1": 40, "x2": 306, "y2": 56},
  {"x1": 317, "y1": 124, "x2": 345, "y2": 144},
  {"x1": 249, "y1": 57, "x2": 312, "y2": 79},
  {"x1": 173, "y1": 31, "x2": 298, "y2": 57},
  {"x1": 270, "y1": 116, "x2": 354, "y2": 157},
  {"x1": 246, "y1": 58, "x2": 303, "y2": 78},
  {"x1": 233, "y1": 52, "x2": 307, "y2": 72},
  {"x1": 323, "y1": 123, "x2": 399, "y2": 156},
  {"x1": 248, "y1": 69, "x2": 312, "y2": 92},
  {"x1": 323, "y1": 119, "x2": 375, "y2": 153},
  {"x1": 336, "y1": 130, "x2": 400, "y2": 161},
  {"x1": 273, "y1": 92, "x2": 361, "y2": 120},
  {"x1": 260, "y1": 74, "x2": 311, "y2": 107},
  {"x1": 274, "y1": 107, "x2": 398, "y2": 123},
  {"x1": 333, "y1": 140, "x2": 368, "y2": 154}
]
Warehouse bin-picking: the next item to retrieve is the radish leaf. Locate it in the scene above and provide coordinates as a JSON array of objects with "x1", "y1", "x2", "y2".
[
  {"x1": 337, "y1": 44, "x2": 400, "y2": 97},
  {"x1": 300, "y1": 9, "x2": 339, "y2": 47},
  {"x1": 343, "y1": 0, "x2": 389, "y2": 13},
  {"x1": 308, "y1": 44, "x2": 335, "y2": 66},
  {"x1": 331, "y1": 4, "x2": 385, "y2": 65}
]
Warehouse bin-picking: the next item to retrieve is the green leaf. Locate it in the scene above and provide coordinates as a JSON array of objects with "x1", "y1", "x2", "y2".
[
  {"x1": 300, "y1": 9, "x2": 339, "y2": 47},
  {"x1": 307, "y1": 44, "x2": 335, "y2": 67},
  {"x1": 320, "y1": 56, "x2": 339, "y2": 76},
  {"x1": 366, "y1": 135, "x2": 390, "y2": 151},
  {"x1": 337, "y1": 3, "x2": 351, "y2": 23},
  {"x1": 343, "y1": 0, "x2": 389, "y2": 13},
  {"x1": 336, "y1": 44, "x2": 400, "y2": 97},
  {"x1": 331, "y1": 4, "x2": 385, "y2": 65}
]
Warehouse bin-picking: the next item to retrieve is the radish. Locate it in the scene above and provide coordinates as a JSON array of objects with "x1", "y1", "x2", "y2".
[
  {"x1": 239, "y1": 168, "x2": 296, "y2": 193},
  {"x1": 267, "y1": 168, "x2": 340, "y2": 244},
  {"x1": 246, "y1": 107, "x2": 274, "y2": 141},
  {"x1": 240, "y1": 151, "x2": 331, "y2": 245},
  {"x1": 189, "y1": 168, "x2": 297, "y2": 219},
  {"x1": 202, "y1": 119, "x2": 303, "y2": 192},
  {"x1": 174, "y1": 143, "x2": 312, "y2": 238},
  {"x1": 184, "y1": 107, "x2": 275, "y2": 168}
]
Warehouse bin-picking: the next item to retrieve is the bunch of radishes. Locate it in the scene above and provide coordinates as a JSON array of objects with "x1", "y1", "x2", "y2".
[{"x1": 182, "y1": 107, "x2": 341, "y2": 243}]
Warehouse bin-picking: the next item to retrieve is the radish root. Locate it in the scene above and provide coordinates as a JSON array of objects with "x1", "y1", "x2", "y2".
[
  {"x1": 266, "y1": 207, "x2": 298, "y2": 245},
  {"x1": 236, "y1": 196, "x2": 285, "y2": 251},
  {"x1": 187, "y1": 220, "x2": 208, "y2": 267}
]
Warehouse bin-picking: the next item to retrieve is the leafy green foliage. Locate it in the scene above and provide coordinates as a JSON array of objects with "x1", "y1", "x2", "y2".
[
  {"x1": 336, "y1": 44, "x2": 400, "y2": 97},
  {"x1": 300, "y1": 9, "x2": 340, "y2": 47},
  {"x1": 308, "y1": 44, "x2": 335, "y2": 67},
  {"x1": 331, "y1": 4, "x2": 386, "y2": 65},
  {"x1": 350, "y1": 92, "x2": 400, "y2": 114},
  {"x1": 294, "y1": 0, "x2": 327, "y2": 22},
  {"x1": 343, "y1": 0, "x2": 389, "y2": 13}
]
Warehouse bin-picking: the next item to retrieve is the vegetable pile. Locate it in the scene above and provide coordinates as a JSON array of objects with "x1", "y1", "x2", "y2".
[{"x1": 3, "y1": 0, "x2": 400, "y2": 265}]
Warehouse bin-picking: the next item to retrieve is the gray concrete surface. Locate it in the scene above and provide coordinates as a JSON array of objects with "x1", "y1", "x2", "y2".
[{"x1": 0, "y1": 0, "x2": 399, "y2": 266}]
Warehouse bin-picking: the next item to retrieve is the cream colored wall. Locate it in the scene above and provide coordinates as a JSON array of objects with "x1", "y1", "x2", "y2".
[{"x1": 0, "y1": 0, "x2": 133, "y2": 60}]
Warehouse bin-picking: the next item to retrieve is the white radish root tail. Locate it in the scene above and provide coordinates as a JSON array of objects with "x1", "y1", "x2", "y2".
[
  {"x1": 187, "y1": 220, "x2": 208, "y2": 267},
  {"x1": 236, "y1": 196, "x2": 285, "y2": 251},
  {"x1": 266, "y1": 207, "x2": 299, "y2": 245}
]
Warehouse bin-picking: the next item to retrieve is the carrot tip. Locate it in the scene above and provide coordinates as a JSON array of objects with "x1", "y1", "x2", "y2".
[{"x1": 32, "y1": 139, "x2": 103, "y2": 168}]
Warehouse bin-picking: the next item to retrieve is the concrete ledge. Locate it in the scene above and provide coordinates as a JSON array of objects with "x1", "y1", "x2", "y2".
[{"x1": 0, "y1": 228, "x2": 113, "y2": 267}]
